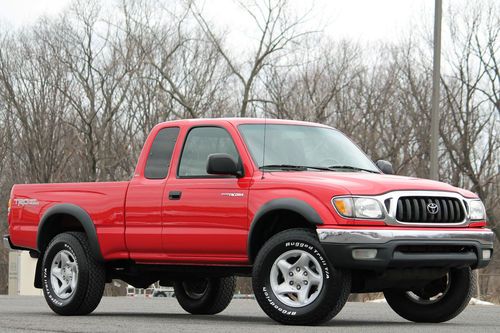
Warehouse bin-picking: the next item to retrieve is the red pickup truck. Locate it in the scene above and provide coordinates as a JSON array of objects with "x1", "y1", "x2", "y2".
[{"x1": 4, "y1": 118, "x2": 494, "y2": 325}]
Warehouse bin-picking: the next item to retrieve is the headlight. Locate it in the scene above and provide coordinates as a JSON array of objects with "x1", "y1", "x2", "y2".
[
  {"x1": 469, "y1": 200, "x2": 486, "y2": 220},
  {"x1": 333, "y1": 197, "x2": 384, "y2": 219},
  {"x1": 354, "y1": 198, "x2": 384, "y2": 219}
]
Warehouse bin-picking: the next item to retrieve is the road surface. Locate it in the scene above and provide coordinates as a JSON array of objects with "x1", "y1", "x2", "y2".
[{"x1": 0, "y1": 296, "x2": 499, "y2": 332}]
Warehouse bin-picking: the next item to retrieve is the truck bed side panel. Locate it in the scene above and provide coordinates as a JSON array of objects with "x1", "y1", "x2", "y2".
[{"x1": 9, "y1": 181, "x2": 130, "y2": 260}]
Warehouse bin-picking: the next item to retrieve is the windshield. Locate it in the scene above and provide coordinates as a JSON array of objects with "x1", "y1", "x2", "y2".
[{"x1": 238, "y1": 124, "x2": 379, "y2": 173}]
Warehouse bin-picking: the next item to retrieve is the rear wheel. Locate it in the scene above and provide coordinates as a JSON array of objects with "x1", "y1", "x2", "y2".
[
  {"x1": 174, "y1": 276, "x2": 235, "y2": 314},
  {"x1": 384, "y1": 267, "x2": 475, "y2": 322},
  {"x1": 42, "y1": 232, "x2": 105, "y2": 315},
  {"x1": 252, "y1": 229, "x2": 351, "y2": 325}
]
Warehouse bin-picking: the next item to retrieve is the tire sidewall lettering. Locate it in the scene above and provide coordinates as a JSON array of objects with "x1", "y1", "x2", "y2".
[
  {"x1": 259, "y1": 238, "x2": 332, "y2": 317},
  {"x1": 42, "y1": 239, "x2": 80, "y2": 307},
  {"x1": 43, "y1": 266, "x2": 63, "y2": 306},
  {"x1": 285, "y1": 241, "x2": 330, "y2": 280},
  {"x1": 262, "y1": 286, "x2": 297, "y2": 316}
]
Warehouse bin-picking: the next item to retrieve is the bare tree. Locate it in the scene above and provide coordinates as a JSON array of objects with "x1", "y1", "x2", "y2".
[
  {"x1": 441, "y1": 1, "x2": 499, "y2": 232},
  {"x1": 0, "y1": 0, "x2": 498, "y2": 300},
  {"x1": 0, "y1": 24, "x2": 74, "y2": 184},
  {"x1": 193, "y1": 0, "x2": 313, "y2": 117},
  {"x1": 45, "y1": 1, "x2": 138, "y2": 181},
  {"x1": 262, "y1": 39, "x2": 362, "y2": 123}
]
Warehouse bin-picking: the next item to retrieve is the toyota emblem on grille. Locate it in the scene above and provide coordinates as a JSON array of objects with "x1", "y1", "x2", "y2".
[{"x1": 427, "y1": 202, "x2": 439, "y2": 214}]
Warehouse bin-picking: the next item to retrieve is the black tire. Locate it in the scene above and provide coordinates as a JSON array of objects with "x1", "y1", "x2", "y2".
[
  {"x1": 42, "y1": 232, "x2": 106, "y2": 315},
  {"x1": 252, "y1": 229, "x2": 351, "y2": 325},
  {"x1": 174, "y1": 276, "x2": 235, "y2": 314},
  {"x1": 384, "y1": 267, "x2": 475, "y2": 323}
]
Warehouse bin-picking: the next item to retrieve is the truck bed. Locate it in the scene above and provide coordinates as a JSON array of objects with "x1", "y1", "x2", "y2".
[{"x1": 9, "y1": 181, "x2": 130, "y2": 260}]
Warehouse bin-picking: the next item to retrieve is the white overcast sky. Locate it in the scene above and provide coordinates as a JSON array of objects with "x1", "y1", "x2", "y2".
[{"x1": 0, "y1": 0, "x2": 437, "y2": 43}]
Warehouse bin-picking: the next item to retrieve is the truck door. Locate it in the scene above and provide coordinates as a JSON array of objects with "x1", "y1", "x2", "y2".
[
  {"x1": 162, "y1": 125, "x2": 251, "y2": 264},
  {"x1": 125, "y1": 126, "x2": 180, "y2": 261}
]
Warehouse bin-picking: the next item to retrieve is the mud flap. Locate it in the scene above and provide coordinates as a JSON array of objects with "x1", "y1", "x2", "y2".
[{"x1": 34, "y1": 256, "x2": 43, "y2": 289}]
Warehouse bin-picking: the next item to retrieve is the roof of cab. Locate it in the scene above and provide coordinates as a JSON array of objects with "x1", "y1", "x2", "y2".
[{"x1": 156, "y1": 117, "x2": 331, "y2": 128}]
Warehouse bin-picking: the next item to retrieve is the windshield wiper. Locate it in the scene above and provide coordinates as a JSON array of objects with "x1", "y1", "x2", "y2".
[
  {"x1": 327, "y1": 165, "x2": 379, "y2": 173},
  {"x1": 260, "y1": 164, "x2": 331, "y2": 171},
  {"x1": 260, "y1": 164, "x2": 379, "y2": 173}
]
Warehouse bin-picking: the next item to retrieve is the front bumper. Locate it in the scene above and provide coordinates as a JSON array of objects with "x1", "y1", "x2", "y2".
[{"x1": 317, "y1": 228, "x2": 495, "y2": 270}]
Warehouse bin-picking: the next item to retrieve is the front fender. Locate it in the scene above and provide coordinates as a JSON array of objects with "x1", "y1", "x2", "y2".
[
  {"x1": 251, "y1": 198, "x2": 324, "y2": 226},
  {"x1": 247, "y1": 193, "x2": 334, "y2": 261}
]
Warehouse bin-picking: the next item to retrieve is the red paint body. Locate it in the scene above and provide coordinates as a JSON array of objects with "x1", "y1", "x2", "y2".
[{"x1": 7, "y1": 118, "x2": 485, "y2": 265}]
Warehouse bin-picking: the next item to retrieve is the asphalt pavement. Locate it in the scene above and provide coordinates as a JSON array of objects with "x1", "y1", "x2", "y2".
[{"x1": 0, "y1": 296, "x2": 499, "y2": 333}]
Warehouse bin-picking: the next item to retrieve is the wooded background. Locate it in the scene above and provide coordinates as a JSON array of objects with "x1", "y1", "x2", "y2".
[{"x1": 0, "y1": 0, "x2": 498, "y2": 301}]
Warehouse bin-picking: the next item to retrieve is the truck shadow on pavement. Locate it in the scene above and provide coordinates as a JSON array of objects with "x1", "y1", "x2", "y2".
[
  {"x1": 18, "y1": 310, "x2": 482, "y2": 329},
  {"x1": 84, "y1": 312, "x2": 470, "y2": 328}
]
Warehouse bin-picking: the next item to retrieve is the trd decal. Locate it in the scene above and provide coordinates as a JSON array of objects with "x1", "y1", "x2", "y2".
[
  {"x1": 221, "y1": 192, "x2": 244, "y2": 197},
  {"x1": 14, "y1": 198, "x2": 39, "y2": 206}
]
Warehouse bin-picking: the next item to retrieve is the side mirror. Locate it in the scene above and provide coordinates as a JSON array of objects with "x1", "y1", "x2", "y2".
[
  {"x1": 206, "y1": 153, "x2": 242, "y2": 177},
  {"x1": 376, "y1": 160, "x2": 394, "y2": 175}
]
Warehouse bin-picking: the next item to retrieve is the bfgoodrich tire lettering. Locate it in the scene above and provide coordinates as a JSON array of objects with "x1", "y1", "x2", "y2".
[
  {"x1": 252, "y1": 229, "x2": 351, "y2": 325},
  {"x1": 384, "y1": 267, "x2": 475, "y2": 323},
  {"x1": 42, "y1": 232, "x2": 105, "y2": 315}
]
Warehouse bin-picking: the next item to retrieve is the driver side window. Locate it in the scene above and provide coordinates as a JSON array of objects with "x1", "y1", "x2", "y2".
[{"x1": 178, "y1": 127, "x2": 240, "y2": 177}]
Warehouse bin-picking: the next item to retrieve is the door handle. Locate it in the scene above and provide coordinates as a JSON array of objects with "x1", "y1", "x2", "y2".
[{"x1": 168, "y1": 191, "x2": 182, "y2": 200}]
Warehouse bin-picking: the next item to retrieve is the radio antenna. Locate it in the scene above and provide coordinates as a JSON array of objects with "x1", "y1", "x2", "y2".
[{"x1": 261, "y1": 111, "x2": 267, "y2": 180}]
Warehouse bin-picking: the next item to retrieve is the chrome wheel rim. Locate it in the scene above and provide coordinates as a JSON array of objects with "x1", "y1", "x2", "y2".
[
  {"x1": 50, "y1": 249, "x2": 78, "y2": 300},
  {"x1": 405, "y1": 273, "x2": 451, "y2": 305},
  {"x1": 270, "y1": 249, "x2": 324, "y2": 308}
]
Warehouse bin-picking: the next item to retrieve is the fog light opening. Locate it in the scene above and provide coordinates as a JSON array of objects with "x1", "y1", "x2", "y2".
[
  {"x1": 352, "y1": 249, "x2": 378, "y2": 260},
  {"x1": 482, "y1": 249, "x2": 492, "y2": 260}
]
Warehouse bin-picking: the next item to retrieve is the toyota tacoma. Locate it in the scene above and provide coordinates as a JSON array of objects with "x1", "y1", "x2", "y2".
[{"x1": 3, "y1": 118, "x2": 494, "y2": 325}]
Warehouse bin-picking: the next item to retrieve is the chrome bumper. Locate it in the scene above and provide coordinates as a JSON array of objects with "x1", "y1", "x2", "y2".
[
  {"x1": 2, "y1": 235, "x2": 30, "y2": 252},
  {"x1": 316, "y1": 228, "x2": 494, "y2": 270},
  {"x1": 3, "y1": 235, "x2": 12, "y2": 250},
  {"x1": 317, "y1": 228, "x2": 495, "y2": 246}
]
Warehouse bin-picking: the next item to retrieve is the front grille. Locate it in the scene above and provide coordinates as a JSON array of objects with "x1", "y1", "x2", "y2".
[{"x1": 396, "y1": 196, "x2": 465, "y2": 223}]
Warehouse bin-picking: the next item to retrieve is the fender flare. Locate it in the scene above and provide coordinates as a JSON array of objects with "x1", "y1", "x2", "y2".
[
  {"x1": 37, "y1": 203, "x2": 104, "y2": 262},
  {"x1": 247, "y1": 198, "x2": 324, "y2": 261}
]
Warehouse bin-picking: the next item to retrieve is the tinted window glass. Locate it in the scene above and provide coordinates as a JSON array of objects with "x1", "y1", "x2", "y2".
[
  {"x1": 178, "y1": 127, "x2": 239, "y2": 177},
  {"x1": 238, "y1": 124, "x2": 378, "y2": 172},
  {"x1": 144, "y1": 127, "x2": 180, "y2": 179}
]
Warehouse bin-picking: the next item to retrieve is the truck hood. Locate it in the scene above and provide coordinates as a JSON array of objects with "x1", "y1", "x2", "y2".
[{"x1": 265, "y1": 171, "x2": 477, "y2": 198}]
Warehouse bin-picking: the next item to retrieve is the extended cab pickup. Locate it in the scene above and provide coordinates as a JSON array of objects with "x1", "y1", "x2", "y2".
[{"x1": 3, "y1": 118, "x2": 495, "y2": 325}]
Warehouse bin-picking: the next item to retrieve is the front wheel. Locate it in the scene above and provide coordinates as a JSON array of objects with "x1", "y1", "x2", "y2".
[
  {"x1": 384, "y1": 267, "x2": 475, "y2": 323},
  {"x1": 252, "y1": 229, "x2": 351, "y2": 325},
  {"x1": 173, "y1": 276, "x2": 235, "y2": 314},
  {"x1": 42, "y1": 232, "x2": 105, "y2": 315}
]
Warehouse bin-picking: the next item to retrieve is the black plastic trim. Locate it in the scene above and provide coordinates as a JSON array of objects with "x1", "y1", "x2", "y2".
[
  {"x1": 321, "y1": 239, "x2": 492, "y2": 271},
  {"x1": 247, "y1": 198, "x2": 324, "y2": 261},
  {"x1": 34, "y1": 257, "x2": 43, "y2": 289},
  {"x1": 37, "y1": 203, "x2": 104, "y2": 262}
]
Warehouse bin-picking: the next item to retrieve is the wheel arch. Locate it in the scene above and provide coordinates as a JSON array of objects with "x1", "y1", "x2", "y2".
[
  {"x1": 37, "y1": 204, "x2": 103, "y2": 262},
  {"x1": 35, "y1": 204, "x2": 104, "y2": 289},
  {"x1": 247, "y1": 198, "x2": 323, "y2": 263}
]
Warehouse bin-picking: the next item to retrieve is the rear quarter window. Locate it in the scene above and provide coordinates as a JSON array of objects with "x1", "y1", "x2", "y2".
[{"x1": 144, "y1": 127, "x2": 180, "y2": 179}]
